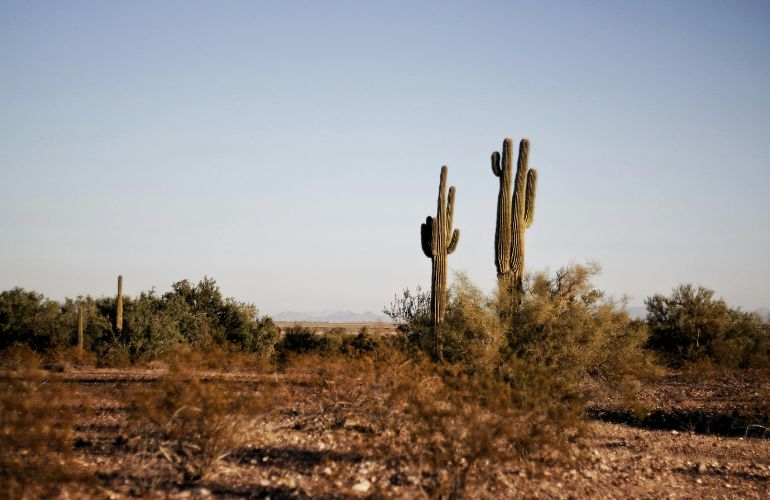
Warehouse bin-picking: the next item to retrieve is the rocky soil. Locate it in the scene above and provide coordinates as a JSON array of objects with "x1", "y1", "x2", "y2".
[{"x1": 4, "y1": 367, "x2": 769, "y2": 498}]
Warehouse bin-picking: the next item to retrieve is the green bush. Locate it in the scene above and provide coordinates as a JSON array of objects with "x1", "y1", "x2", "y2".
[
  {"x1": 645, "y1": 284, "x2": 768, "y2": 367},
  {"x1": 0, "y1": 288, "x2": 71, "y2": 352},
  {"x1": 0, "y1": 278, "x2": 279, "y2": 363},
  {"x1": 387, "y1": 264, "x2": 651, "y2": 383},
  {"x1": 276, "y1": 325, "x2": 342, "y2": 357},
  {"x1": 499, "y1": 263, "x2": 652, "y2": 381}
]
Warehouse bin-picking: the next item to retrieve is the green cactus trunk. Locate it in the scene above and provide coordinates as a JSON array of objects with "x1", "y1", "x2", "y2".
[
  {"x1": 421, "y1": 166, "x2": 460, "y2": 359},
  {"x1": 491, "y1": 138, "x2": 537, "y2": 291},
  {"x1": 116, "y1": 275, "x2": 123, "y2": 334},
  {"x1": 77, "y1": 302, "x2": 84, "y2": 353}
]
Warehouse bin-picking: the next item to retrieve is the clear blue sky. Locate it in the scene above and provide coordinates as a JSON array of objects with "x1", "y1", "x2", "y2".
[{"x1": 1, "y1": 0, "x2": 769, "y2": 314}]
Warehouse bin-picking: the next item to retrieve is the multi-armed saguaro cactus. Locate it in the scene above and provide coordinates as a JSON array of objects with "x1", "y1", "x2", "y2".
[
  {"x1": 116, "y1": 275, "x2": 123, "y2": 333},
  {"x1": 491, "y1": 138, "x2": 537, "y2": 291},
  {"x1": 421, "y1": 166, "x2": 460, "y2": 356}
]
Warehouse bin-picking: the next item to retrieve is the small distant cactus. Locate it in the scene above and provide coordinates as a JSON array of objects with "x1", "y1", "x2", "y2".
[
  {"x1": 116, "y1": 275, "x2": 123, "y2": 333},
  {"x1": 77, "y1": 302, "x2": 84, "y2": 353},
  {"x1": 421, "y1": 166, "x2": 460, "y2": 357},
  {"x1": 491, "y1": 138, "x2": 537, "y2": 290}
]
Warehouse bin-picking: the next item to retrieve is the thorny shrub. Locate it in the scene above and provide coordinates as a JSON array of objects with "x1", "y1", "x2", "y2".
[{"x1": 125, "y1": 367, "x2": 265, "y2": 484}]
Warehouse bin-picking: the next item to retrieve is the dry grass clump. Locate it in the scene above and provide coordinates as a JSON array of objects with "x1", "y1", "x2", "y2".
[
  {"x1": 284, "y1": 346, "x2": 413, "y2": 437},
  {"x1": 0, "y1": 369, "x2": 88, "y2": 499},
  {"x1": 125, "y1": 366, "x2": 265, "y2": 484}
]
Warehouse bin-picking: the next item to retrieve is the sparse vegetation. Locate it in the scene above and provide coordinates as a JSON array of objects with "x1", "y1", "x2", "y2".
[
  {"x1": 0, "y1": 270, "x2": 767, "y2": 498},
  {"x1": 126, "y1": 368, "x2": 265, "y2": 483},
  {"x1": 0, "y1": 369, "x2": 87, "y2": 499}
]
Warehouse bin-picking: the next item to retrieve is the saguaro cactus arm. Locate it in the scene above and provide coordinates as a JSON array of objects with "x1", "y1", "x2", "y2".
[
  {"x1": 446, "y1": 186, "x2": 460, "y2": 254},
  {"x1": 510, "y1": 138, "x2": 537, "y2": 288},
  {"x1": 447, "y1": 229, "x2": 460, "y2": 254},
  {"x1": 524, "y1": 169, "x2": 537, "y2": 227},
  {"x1": 421, "y1": 217, "x2": 434, "y2": 258}
]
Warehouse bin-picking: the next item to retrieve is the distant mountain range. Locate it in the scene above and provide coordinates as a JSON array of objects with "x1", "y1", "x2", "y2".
[
  {"x1": 272, "y1": 306, "x2": 769, "y2": 324},
  {"x1": 272, "y1": 309, "x2": 391, "y2": 323}
]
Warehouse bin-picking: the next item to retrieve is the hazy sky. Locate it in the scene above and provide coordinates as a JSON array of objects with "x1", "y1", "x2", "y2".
[{"x1": 1, "y1": 1, "x2": 769, "y2": 314}]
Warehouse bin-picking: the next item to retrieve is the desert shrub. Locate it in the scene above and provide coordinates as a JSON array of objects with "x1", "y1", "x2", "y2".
[
  {"x1": 97, "y1": 343, "x2": 133, "y2": 368},
  {"x1": 126, "y1": 368, "x2": 264, "y2": 483},
  {"x1": 276, "y1": 325, "x2": 344, "y2": 361},
  {"x1": 384, "y1": 285, "x2": 432, "y2": 341},
  {"x1": 161, "y1": 278, "x2": 280, "y2": 354},
  {"x1": 0, "y1": 278, "x2": 279, "y2": 363},
  {"x1": 384, "y1": 276, "x2": 506, "y2": 368},
  {"x1": 0, "y1": 370, "x2": 90, "y2": 498},
  {"x1": 0, "y1": 288, "x2": 71, "y2": 352},
  {"x1": 0, "y1": 343, "x2": 41, "y2": 372},
  {"x1": 498, "y1": 263, "x2": 652, "y2": 381},
  {"x1": 282, "y1": 349, "x2": 405, "y2": 436},
  {"x1": 267, "y1": 336, "x2": 585, "y2": 499},
  {"x1": 159, "y1": 345, "x2": 272, "y2": 373},
  {"x1": 646, "y1": 284, "x2": 768, "y2": 367},
  {"x1": 345, "y1": 326, "x2": 380, "y2": 354},
  {"x1": 387, "y1": 265, "x2": 650, "y2": 382},
  {"x1": 325, "y1": 326, "x2": 347, "y2": 336},
  {"x1": 441, "y1": 273, "x2": 506, "y2": 370},
  {"x1": 120, "y1": 290, "x2": 188, "y2": 360},
  {"x1": 390, "y1": 356, "x2": 583, "y2": 499}
]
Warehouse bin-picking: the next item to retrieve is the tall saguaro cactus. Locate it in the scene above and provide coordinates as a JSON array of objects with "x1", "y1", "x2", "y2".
[
  {"x1": 491, "y1": 138, "x2": 537, "y2": 290},
  {"x1": 421, "y1": 166, "x2": 460, "y2": 356},
  {"x1": 116, "y1": 275, "x2": 124, "y2": 333}
]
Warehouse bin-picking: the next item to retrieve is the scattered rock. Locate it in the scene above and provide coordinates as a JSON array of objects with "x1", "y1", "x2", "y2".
[{"x1": 352, "y1": 479, "x2": 371, "y2": 493}]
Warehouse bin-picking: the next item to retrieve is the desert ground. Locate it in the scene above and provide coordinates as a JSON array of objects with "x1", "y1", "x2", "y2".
[{"x1": 5, "y1": 351, "x2": 767, "y2": 499}]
